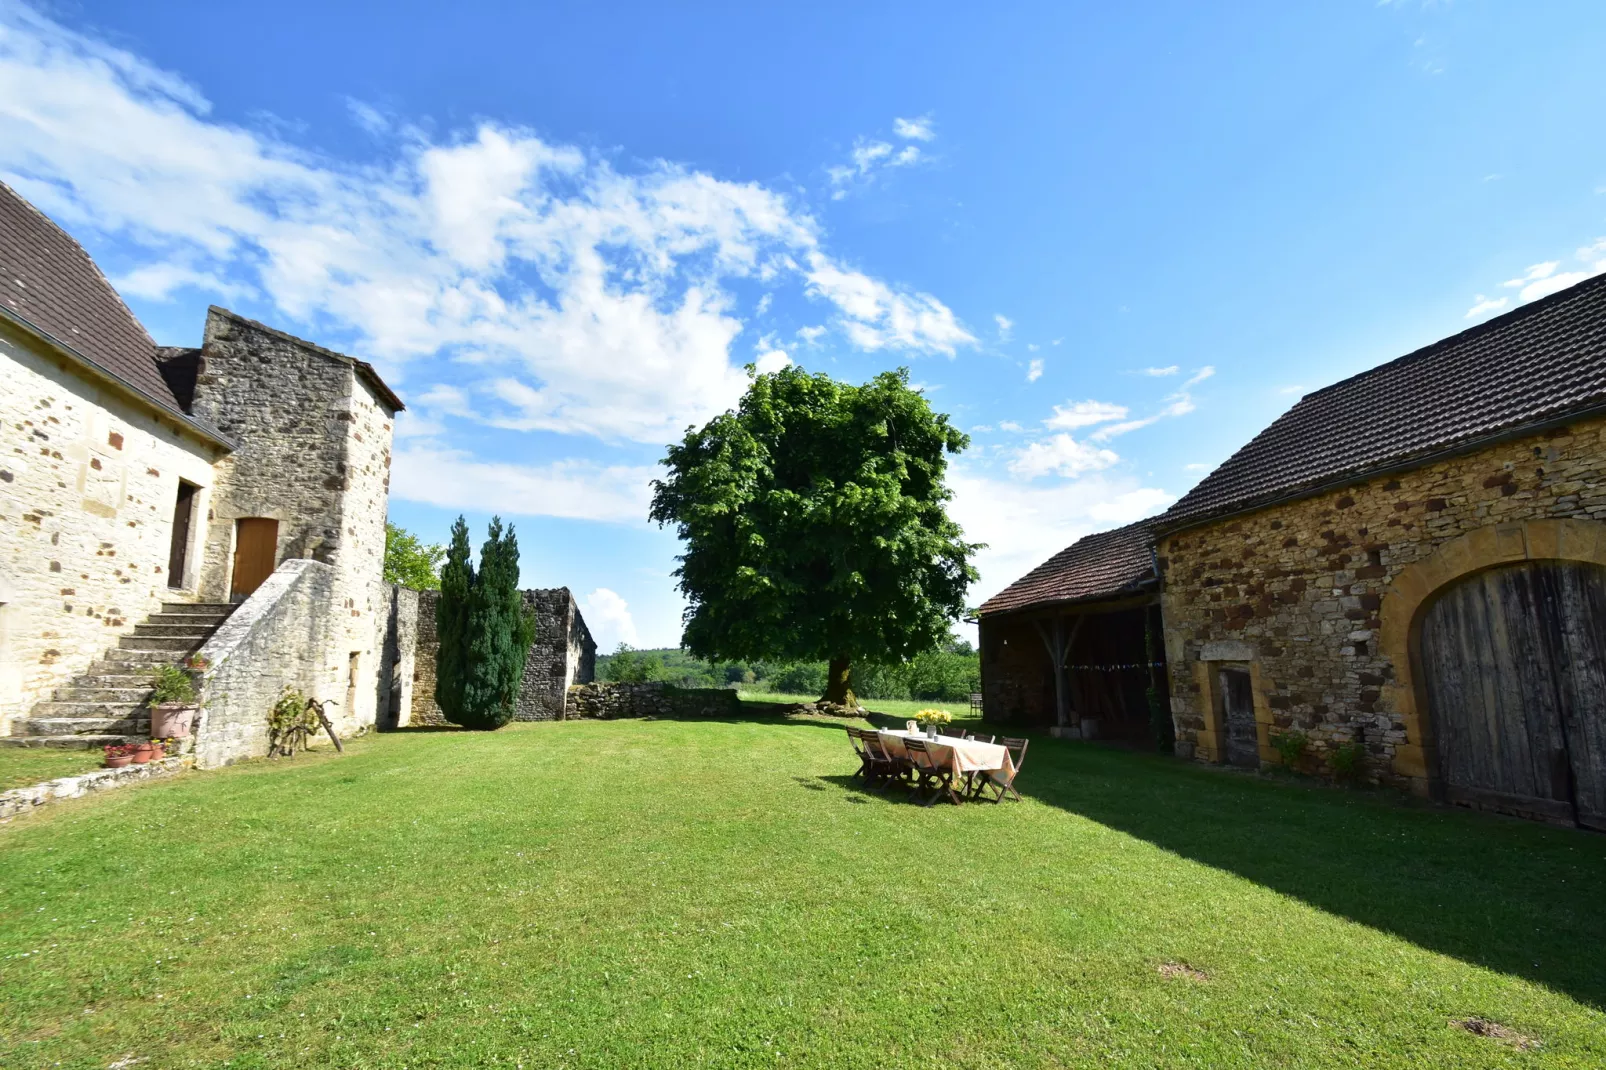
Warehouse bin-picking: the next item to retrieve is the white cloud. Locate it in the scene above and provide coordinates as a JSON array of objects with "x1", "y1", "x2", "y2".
[
  {"x1": 389, "y1": 445, "x2": 655, "y2": 524},
  {"x1": 795, "y1": 324, "x2": 827, "y2": 344},
  {"x1": 1142, "y1": 365, "x2": 1179, "y2": 377},
  {"x1": 1008, "y1": 433, "x2": 1120, "y2": 479},
  {"x1": 1472, "y1": 240, "x2": 1606, "y2": 312},
  {"x1": 949, "y1": 467, "x2": 1173, "y2": 612},
  {"x1": 994, "y1": 313, "x2": 1013, "y2": 342},
  {"x1": 1044, "y1": 399, "x2": 1127, "y2": 430},
  {"x1": 892, "y1": 115, "x2": 935, "y2": 141},
  {"x1": 1464, "y1": 293, "x2": 1508, "y2": 318},
  {"x1": 0, "y1": 5, "x2": 970, "y2": 456},
  {"x1": 1182, "y1": 365, "x2": 1215, "y2": 388},
  {"x1": 754, "y1": 348, "x2": 792, "y2": 374},
  {"x1": 582, "y1": 587, "x2": 639, "y2": 649},
  {"x1": 997, "y1": 420, "x2": 1023, "y2": 432},
  {"x1": 1184, "y1": 462, "x2": 1211, "y2": 472},
  {"x1": 1026, "y1": 358, "x2": 1043, "y2": 382},
  {"x1": 827, "y1": 120, "x2": 932, "y2": 198},
  {"x1": 803, "y1": 252, "x2": 973, "y2": 354}
]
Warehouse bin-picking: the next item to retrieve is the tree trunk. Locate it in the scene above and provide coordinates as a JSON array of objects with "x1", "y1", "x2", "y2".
[{"x1": 823, "y1": 655, "x2": 858, "y2": 709}]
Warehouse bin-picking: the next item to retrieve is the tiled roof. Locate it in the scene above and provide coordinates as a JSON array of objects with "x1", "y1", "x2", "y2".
[
  {"x1": 978, "y1": 520, "x2": 1157, "y2": 616},
  {"x1": 0, "y1": 181, "x2": 191, "y2": 420},
  {"x1": 1161, "y1": 271, "x2": 1606, "y2": 531}
]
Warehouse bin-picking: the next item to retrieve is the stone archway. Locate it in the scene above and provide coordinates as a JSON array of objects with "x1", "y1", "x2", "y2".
[{"x1": 1379, "y1": 518, "x2": 1606, "y2": 793}]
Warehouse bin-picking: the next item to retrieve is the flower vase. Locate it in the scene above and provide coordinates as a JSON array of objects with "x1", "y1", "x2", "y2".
[{"x1": 926, "y1": 724, "x2": 938, "y2": 741}]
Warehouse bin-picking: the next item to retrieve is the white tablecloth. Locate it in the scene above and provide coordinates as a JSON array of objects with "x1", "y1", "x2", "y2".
[{"x1": 875, "y1": 729, "x2": 1015, "y2": 779}]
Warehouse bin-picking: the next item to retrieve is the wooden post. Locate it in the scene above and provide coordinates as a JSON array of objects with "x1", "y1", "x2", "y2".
[{"x1": 1034, "y1": 614, "x2": 1083, "y2": 728}]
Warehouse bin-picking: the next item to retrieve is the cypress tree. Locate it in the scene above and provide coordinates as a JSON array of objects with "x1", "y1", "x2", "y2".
[
  {"x1": 447, "y1": 516, "x2": 536, "y2": 730},
  {"x1": 434, "y1": 515, "x2": 474, "y2": 725}
]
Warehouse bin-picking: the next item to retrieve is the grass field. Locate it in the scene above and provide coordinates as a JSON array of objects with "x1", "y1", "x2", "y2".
[
  {"x1": 0, "y1": 748, "x2": 104, "y2": 792},
  {"x1": 3, "y1": 714, "x2": 1604, "y2": 1068}
]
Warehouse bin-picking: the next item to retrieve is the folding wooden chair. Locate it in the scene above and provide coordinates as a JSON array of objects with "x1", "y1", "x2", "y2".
[
  {"x1": 860, "y1": 728, "x2": 911, "y2": 791},
  {"x1": 904, "y1": 737, "x2": 964, "y2": 806},
  {"x1": 846, "y1": 726, "x2": 873, "y2": 782},
  {"x1": 978, "y1": 737, "x2": 1028, "y2": 803}
]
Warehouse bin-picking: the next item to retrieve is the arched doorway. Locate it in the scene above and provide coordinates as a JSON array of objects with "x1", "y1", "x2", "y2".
[{"x1": 1418, "y1": 560, "x2": 1606, "y2": 828}]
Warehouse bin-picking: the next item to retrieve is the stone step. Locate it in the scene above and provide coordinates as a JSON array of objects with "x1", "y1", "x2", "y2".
[
  {"x1": 160, "y1": 602, "x2": 236, "y2": 615},
  {"x1": 53, "y1": 685, "x2": 154, "y2": 703},
  {"x1": 133, "y1": 623, "x2": 221, "y2": 639},
  {"x1": 31, "y1": 701, "x2": 145, "y2": 720},
  {"x1": 60, "y1": 674, "x2": 156, "y2": 691},
  {"x1": 92, "y1": 649, "x2": 188, "y2": 667},
  {"x1": 22, "y1": 715, "x2": 149, "y2": 737},
  {"x1": 0, "y1": 734, "x2": 144, "y2": 750},
  {"x1": 117, "y1": 635, "x2": 207, "y2": 652},
  {"x1": 145, "y1": 612, "x2": 231, "y2": 628}
]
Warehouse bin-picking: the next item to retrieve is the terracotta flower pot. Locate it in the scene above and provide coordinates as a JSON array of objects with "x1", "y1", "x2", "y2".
[
  {"x1": 104, "y1": 754, "x2": 133, "y2": 769},
  {"x1": 131, "y1": 743, "x2": 157, "y2": 764},
  {"x1": 149, "y1": 703, "x2": 196, "y2": 739}
]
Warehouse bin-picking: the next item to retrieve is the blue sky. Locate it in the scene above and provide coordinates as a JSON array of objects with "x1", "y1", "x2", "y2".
[{"x1": 4, "y1": 0, "x2": 1605, "y2": 648}]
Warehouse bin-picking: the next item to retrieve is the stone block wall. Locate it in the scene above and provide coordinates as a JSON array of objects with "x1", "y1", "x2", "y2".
[
  {"x1": 409, "y1": 588, "x2": 445, "y2": 726},
  {"x1": 0, "y1": 323, "x2": 221, "y2": 735},
  {"x1": 375, "y1": 583, "x2": 417, "y2": 730},
  {"x1": 565, "y1": 681, "x2": 742, "y2": 720},
  {"x1": 514, "y1": 588, "x2": 597, "y2": 721},
  {"x1": 193, "y1": 559, "x2": 339, "y2": 768},
  {"x1": 1158, "y1": 414, "x2": 1606, "y2": 790}
]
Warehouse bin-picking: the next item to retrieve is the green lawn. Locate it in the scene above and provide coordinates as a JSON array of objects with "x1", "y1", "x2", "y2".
[
  {"x1": 0, "y1": 748, "x2": 104, "y2": 792},
  {"x1": 738, "y1": 690, "x2": 975, "y2": 722},
  {"x1": 3, "y1": 716, "x2": 1604, "y2": 1068}
]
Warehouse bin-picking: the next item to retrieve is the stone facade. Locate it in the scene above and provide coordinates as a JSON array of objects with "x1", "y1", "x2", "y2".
[
  {"x1": 407, "y1": 588, "x2": 445, "y2": 726},
  {"x1": 515, "y1": 588, "x2": 597, "y2": 721},
  {"x1": 1157, "y1": 414, "x2": 1606, "y2": 792},
  {"x1": 564, "y1": 681, "x2": 742, "y2": 720},
  {"x1": 0, "y1": 319, "x2": 222, "y2": 736}
]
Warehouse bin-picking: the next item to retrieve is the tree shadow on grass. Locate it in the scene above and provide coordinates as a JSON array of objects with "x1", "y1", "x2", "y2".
[{"x1": 1007, "y1": 734, "x2": 1606, "y2": 1009}]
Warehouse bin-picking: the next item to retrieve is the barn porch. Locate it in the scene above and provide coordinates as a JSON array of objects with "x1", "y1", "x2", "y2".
[{"x1": 976, "y1": 521, "x2": 1168, "y2": 743}]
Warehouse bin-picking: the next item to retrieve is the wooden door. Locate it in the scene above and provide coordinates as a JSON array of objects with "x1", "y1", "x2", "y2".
[
  {"x1": 1419, "y1": 560, "x2": 1606, "y2": 827},
  {"x1": 167, "y1": 481, "x2": 196, "y2": 590},
  {"x1": 1220, "y1": 668, "x2": 1258, "y2": 768},
  {"x1": 230, "y1": 518, "x2": 279, "y2": 601}
]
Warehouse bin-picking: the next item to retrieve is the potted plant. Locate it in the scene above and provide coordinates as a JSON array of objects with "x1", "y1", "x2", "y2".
[
  {"x1": 914, "y1": 708, "x2": 952, "y2": 740},
  {"x1": 148, "y1": 664, "x2": 199, "y2": 739},
  {"x1": 103, "y1": 742, "x2": 136, "y2": 769},
  {"x1": 130, "y1": 740, "x2": 159, "y2": 764}
]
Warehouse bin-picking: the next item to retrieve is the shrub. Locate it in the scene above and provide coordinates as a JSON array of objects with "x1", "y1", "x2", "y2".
[
  {"x1": 1330, "y1": 740, "x2": 1368, "y2": 783},
  {"x1": 436, "y1": 516, "x2": 536, "y2": 730},
  {"x1": 1272, "y1": 729, "x2": 1309, "y2": 768},
  {"x1": 771, "y1": 662, "x2": 828, "y2": 695},
  {"x1": 149, "y1": 664, "x2": 197, "y2": 706}
]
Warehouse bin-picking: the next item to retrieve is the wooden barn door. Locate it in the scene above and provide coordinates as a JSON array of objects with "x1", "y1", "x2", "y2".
[
  {"x1": 230, "y1": 518, "x2": 279, "y2": 601},
  {"x1": 1220, "y1": 668, "x2": 1259, "y2": 769},
  {"x1": 1419, "y1": 560, "x2": 1606, "y2": 828}
]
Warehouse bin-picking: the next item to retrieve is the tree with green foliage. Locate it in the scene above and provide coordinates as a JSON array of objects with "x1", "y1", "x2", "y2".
[
  {"x1": 650, "y1": 365, "x2": 980, "y2": 708},
  {"x1": 383, "y1": 522, "x2": 446, "y2": 590},
  {"x1": 434, "y1": 515, "x2": 536, "y2": 730}
]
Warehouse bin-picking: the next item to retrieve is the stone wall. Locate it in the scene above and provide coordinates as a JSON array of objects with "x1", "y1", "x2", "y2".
[
  {"x1": 375, "y1": 583, "x2": 417, "y2": 730},
  {"x1": 408, "y1": 587, "x2": 595, "y2": 726},
  {"x1": 1158, "y1": 414, "x2": 1606, "y2": 792},
  {"x1": 192, "y1": 558, "x2": 339, "y2": 768},
  {"x1": 0, "y1": 321, "x2": 221, "y2": 735},
  {"x1": 514, "y1": 588, "x2": 597, "y2": 721},
  {"x1": 409, "y1": 588, "x2": 445, "y2": 726},
  {"x1": 564, "y1": 681, "x2": 742, "y2": 720}
]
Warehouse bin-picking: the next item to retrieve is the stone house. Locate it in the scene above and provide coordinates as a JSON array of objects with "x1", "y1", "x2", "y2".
[
  {"x1": 980, "y1": 272, "x2": 1606, "y2": 829},
  {"x1": 0, "y1": 180, "x2": 407, "y2": 764}
]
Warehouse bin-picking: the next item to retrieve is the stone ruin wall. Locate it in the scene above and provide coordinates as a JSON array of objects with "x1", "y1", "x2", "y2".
[
  {"x1": 564, "y1": 681, "x2": 741, "y2": 720},
  {"x1": 405, "y1": 587, "x2": 596, "y2": 726},
  {"x1": 1159, "y1": 413, "x2": 1606, "y2": 790}
]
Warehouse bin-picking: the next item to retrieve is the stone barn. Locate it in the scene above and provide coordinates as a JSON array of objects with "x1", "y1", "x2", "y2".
[
  {"x1": 0, "y1": 180, "x2": 409, "y2": 765},
  {"x1": 981, "y1": 271, "x2": 1606, "y2": 829}
]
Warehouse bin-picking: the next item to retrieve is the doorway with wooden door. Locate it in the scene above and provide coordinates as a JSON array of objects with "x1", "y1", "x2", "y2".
[
  {"x1": 230, "y1": 518, "x2": 279, "y2": 601},
  {"x1": 167, "y1": 481, "x2": 198, "y2": 590},
  {"x1": 1419, "y1": 560, "x2": 1606, "y2": 829},
  {"x1": 1218, "y1": 666, "x2": 1259, "y2": 769}
]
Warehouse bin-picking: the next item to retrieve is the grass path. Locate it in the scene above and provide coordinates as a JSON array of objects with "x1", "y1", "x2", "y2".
[{"x1": 2, "y1": 716, "x2": 1604, "y2": 1068}]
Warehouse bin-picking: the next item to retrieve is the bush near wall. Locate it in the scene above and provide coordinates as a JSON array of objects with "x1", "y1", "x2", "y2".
[{"x1": 596, "y1": 646, "x2": 981, "y2": 702}]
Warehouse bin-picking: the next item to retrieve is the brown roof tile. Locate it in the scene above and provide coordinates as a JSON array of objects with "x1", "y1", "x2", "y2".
[
  {"x1": 1161, "y1": 271, "x2": 1606, "y2": 531},
  {"x1": 0, "y1": 181, "x2": 191, "y2": 420},
  {"x1": 979, "y1": 520, "x2": 1157, "y2": 616}
]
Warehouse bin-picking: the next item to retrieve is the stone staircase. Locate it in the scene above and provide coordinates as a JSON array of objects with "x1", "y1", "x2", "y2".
[{"x1": 2, "y1": 602, "x2": 235, "y2": 750}]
